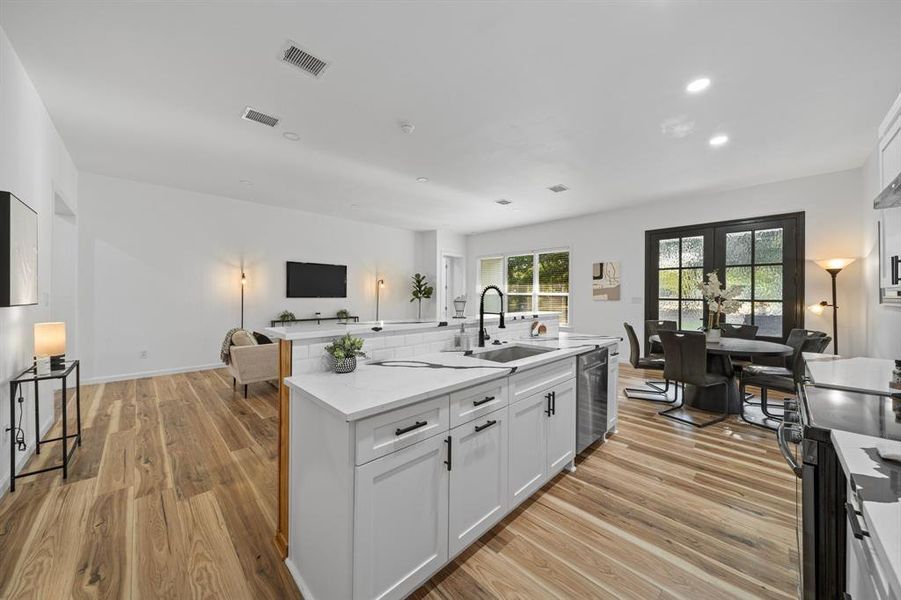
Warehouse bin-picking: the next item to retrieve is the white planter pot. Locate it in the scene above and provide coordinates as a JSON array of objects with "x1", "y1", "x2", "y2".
[{"x1": 706, "y1": 329, "x2": 722, "y2": 343}]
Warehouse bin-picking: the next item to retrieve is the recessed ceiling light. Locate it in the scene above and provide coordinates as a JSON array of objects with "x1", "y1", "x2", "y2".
[
  {"x1": 495, "y1": 199, "x2": 512, "y2": 205},
  {"x1": 239, "y1": 179, "x2": 254, "y2": 186},
  {"x1": 686, "y1": 77, "x2": 711, "y2": 93},
  {"x1": 283, "y1": 131, "x2": 300, "y2": 141},
  {"x1": 416, "y1": 177, "x2": 429, "y2": 183},
  {"x1": 547, "y1": 184, "x2": 569, "y2": 193},
  {"x1": 709, "y1": 134, "x2": 729, "y2": 147},
  {"x1": 350, "y1": 203, "x2": 360, "y2": 208}
]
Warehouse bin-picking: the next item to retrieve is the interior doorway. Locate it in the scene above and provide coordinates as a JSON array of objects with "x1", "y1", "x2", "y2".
[
  {"x1": 441, "y1": 254, "x2": 465, "y2": 320},
  {"x1": 51, "y1": 191, "x2": 77, "y2": 372}
]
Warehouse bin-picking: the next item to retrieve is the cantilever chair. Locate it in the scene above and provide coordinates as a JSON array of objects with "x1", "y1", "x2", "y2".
[
  {"x1": 644, "y1": 319, "x2": 677, "y2": 392},
  {"x1": 623, "y1": 322, "x2": 677, "y2": 403},
  {"x1": 657, "y1": 330, "x2": 729, "y2": 428}
]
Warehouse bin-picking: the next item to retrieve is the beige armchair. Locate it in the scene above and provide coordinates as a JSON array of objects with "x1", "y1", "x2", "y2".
[{"x1": 226, "y1": 341, "x2": 278, "y2": 398}]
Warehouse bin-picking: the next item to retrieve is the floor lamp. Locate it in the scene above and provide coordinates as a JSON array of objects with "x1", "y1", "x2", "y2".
[
  {"x1": 240, "y1": 271, "x2": 247, "y2": 328},
  {"x1": 808, "y1": 258, "x2": 854, "y2": 355},
  {"x1": 375, "y1": 278, "x2": 385, "y2": 322}
]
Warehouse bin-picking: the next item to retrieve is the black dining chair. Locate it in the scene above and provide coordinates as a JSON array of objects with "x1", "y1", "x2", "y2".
[
  {"x1": 657, "y1": 330, "x2": 730, "y2": 428},
  {"x1": 623, "y1": 323, "x2": 677, "y2": 403},
  {"x1": 720, "y1": 323, "x2": 759, "y2": 398},
  {"x1": 739, "y1": 331, "x2": 831, "y2": 429},
  {"x1": 644, "y1": 319, "x2": 677, "y2": 392}
]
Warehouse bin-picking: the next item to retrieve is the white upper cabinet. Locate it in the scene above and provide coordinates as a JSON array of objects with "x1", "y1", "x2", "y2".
[
  {"x1": 448, "y1": 406, "x2": 508, "y2": 557},
  {"x1": 878, "y1": 92, "x2": 901, "y2": 296},
  {"x1": 353, "y1": 433, "x2": 449, "y2": 600}
]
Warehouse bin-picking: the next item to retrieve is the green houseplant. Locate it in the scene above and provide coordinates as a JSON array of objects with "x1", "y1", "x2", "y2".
[
  {"x1": 336, "y1": 308, "x2": 351, "y2": 324},
  {"x1": 324, "y1": 333, "x2": 366, "y2": 373},
  {"x1": 410, "y1": 273, "x2": 434, "y2": 321},
  {"x1": 277, "y1": 310, "x2": 296, "y2": 323}
]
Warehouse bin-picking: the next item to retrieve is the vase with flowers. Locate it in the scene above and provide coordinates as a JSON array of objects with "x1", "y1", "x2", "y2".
[{"x1": 696, "y1": 272, "x2": 742, "y2": 343}]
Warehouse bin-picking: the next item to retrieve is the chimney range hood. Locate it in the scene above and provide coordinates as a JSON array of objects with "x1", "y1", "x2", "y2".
[{"x1": 874, "y1": 171, "x2": 901, "y2": 209}]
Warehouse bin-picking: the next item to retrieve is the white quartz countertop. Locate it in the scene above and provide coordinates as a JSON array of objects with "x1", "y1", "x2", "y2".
[
  {"x1": 266, "y1": 311, "x2": 561, "y2": 341},
  {"x1": 831, "y1": 429, "x2": 901, "y2": 597},
  {"x1": 805, "y1": 355, "x2": 899, "y2": 397},
  {"x1": 285, "y1": 332, "x2": 619, "y2": 421}
]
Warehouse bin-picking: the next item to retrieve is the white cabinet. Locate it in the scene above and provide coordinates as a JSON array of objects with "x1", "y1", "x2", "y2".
[
  {"x1": 448, "y1": 406, "x2": 508, "y2": 557},
  {"x1": 353, "y1": 433, "x2": 449, "y2": 600},
  {"x1": 508, "y1": 390, "x2": 549, "y2": 508},
  {"x1": 877, "y1": 92, "x2": 901, "y2": 299},
  {"x1": 607, "y1": 350, "x2": 619, "y2": 433},
  {"x1": 546, "y1": 379, "x2": 576, "y2": 473}
]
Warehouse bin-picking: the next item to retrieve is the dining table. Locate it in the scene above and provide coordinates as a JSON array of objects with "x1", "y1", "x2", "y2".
[{"x1": 648, "y1": 334, "x2": 794, "y2": 414}]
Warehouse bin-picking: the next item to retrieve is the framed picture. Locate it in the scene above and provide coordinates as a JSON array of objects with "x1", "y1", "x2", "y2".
[
  {"x1": 592, "y1": 261, "x2": 620, "y2": 301},
  {"x1": 1, "y1": 191, "x2": 38, "y2": 307}
]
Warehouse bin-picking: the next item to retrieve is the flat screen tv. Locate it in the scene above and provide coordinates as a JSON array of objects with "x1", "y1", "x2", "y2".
[
  {"x1": 286, "y1": 262, "x2": 347, "y2": 298},
  {"x1": 0, "y1": 191, "x2": 38, "y2": 307}
]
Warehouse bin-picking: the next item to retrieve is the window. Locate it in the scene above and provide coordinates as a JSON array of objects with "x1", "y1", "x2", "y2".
[
  {"x1": 645, "y1": 213, "x2": 803, "y2": 343},
  {"x1": 478, "y1": 250, "x2": 570, "y2": 324}
]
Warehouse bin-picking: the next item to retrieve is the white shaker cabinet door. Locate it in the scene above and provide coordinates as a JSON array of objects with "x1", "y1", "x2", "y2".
[
  {"x1": 507, "y1": 391, "x2": 549, "y2": 508},
  {"x1": 448, "y1": 407, "x2": 508, "y2": 557},
  {"x1": 607, "y1": 351, "x2": 619, "y2": 433},
  {"x1": 546, "y1": 379, "x2": 577, "y2": 474},
  {"x1": 353, "y1": 433, "x2": 449, "y2": 600}
]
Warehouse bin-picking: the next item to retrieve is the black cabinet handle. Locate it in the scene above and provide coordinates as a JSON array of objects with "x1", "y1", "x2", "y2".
[
  {"x1": 551, "y1": 391, "x2": 556, "y2": 415},
  {"x1": 474, "y1": 419, "x2": 497, "y2": 433},
  {"x1": 845, "y1": 502, "x2": 870, "y2": 540},
  {"x1": 893, "y1": 255, "x2": 900, "y2": 286},
  {"x1": 473, "y1": 395, "x2": 495, "y2": 407},
  {"x1": 545, "y1": 392, "x2": 553, "y2": 416},
  {"x1": 395, "y1": 420, "x2": 427, "y2": 436},
  {"x1": 444, "y1": 436, "x2": 452, "y2": 471}
]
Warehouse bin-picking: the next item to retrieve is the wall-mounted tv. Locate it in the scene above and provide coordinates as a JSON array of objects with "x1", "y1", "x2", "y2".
[
  {"x1": 286, "y1": 262, "x2": 347, "y2": 298},
  {"x1": 1, "y1": 191, "x2": 38, "y2": 307}
]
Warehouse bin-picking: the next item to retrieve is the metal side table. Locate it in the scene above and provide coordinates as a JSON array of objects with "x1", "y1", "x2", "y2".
[{"x1": 7, "y1": 360, "x2": 81, "y2": 492}]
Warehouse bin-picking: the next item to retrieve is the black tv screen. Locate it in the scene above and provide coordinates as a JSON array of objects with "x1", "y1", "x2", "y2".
[{"x1": 286, "y1": 262, "x2": 347, "y2": 298}]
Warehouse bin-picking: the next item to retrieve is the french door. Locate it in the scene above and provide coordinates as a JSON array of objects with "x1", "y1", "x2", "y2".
[{"x1": 645, "y1": 213, "x2": 804, "y2": 344}]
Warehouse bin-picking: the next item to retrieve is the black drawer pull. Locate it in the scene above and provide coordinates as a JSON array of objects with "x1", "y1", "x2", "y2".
[
  {"x1": 551, "y1": 390, "x2": 556, "y2": 416},
  {"x1": 395, "y1": 420, "x2": 427, "y2": 436},
  {"x1": 845, "y1": 502, "x2": 870, "y2": 540},
  {"x1": 444, "y1": 436, "x2": 452, "y2": 471},
  {"x1": 545, "y1": 392, "x2": 553, "y2": 416},
  {"x1": 473, "y1": 395, "x2": 495, "y2": 407},
  {"x1": 893, "y1": 255, "x2": 900, "y2": 286},
  {"x1": 474, "y1": 419, "x2": 497, "y2": 433}
]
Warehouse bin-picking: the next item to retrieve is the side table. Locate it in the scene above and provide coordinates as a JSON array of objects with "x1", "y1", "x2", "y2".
[{"x1": 7, "y1": 360, "x2": 81, "y2": 492}]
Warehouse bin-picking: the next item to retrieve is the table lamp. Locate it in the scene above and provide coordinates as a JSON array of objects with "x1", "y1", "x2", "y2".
[
  {"x1": 807, "y1": 258, "x2": 855, "y2": 355},
  {"x1": 34, "y1": 321, "x2": 66, "y2": 374}
]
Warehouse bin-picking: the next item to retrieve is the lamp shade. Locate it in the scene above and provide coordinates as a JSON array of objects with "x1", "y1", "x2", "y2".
[
  {"x1": 807, "y1": 303, "x2": 826, "y2": 316},
  {"x1": 34, "y1": 322, "x2": 66, "y2": 357},
  {"x1": 815, "y1": 258, "x2": 855, "y2": 271}
]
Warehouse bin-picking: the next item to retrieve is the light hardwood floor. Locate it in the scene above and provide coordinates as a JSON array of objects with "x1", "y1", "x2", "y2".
[{"x1": 0, "y1": 365, "x2": 797, "y2": 599}]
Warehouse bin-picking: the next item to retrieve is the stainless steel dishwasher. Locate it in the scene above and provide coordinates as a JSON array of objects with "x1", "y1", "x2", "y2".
[{"x1": 576, "y1": 347, "x2": 609, "y2": 454}]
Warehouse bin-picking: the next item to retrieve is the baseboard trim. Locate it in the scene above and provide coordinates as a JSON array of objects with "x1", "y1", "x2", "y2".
[{"x1": 81, "y1": 362, "x2": 223, "y2": 385}]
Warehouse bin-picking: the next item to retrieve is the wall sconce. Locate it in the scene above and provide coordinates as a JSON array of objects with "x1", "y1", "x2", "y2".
[{"x1": 809, "y1": 258, "x2": 855, "y2": 355}]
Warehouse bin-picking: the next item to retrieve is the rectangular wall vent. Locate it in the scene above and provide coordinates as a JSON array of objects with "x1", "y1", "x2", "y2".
[
  {"x1": 547, "y1": 184, "x2": 569, "y2": 193},
  {"x1": 242, "y1": 107, "x2": 280, "y2": 127},
  {"x1": 282, "y1": 42, "x2": 328, "y2": 78}
]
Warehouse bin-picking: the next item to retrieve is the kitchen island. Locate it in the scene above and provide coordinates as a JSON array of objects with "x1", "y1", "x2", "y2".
[{"x1": 283, "y1": 334, "x2": 617, "y2": 600}]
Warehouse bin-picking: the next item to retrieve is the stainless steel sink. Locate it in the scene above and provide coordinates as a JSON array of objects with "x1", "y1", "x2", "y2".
[{"x1": 468, "y1": 345, "x2": 554, "y2": 363}]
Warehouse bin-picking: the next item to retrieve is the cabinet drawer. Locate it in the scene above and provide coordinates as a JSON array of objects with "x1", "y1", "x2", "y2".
[
  {"x1": 355, "y1": 396, "x2": 450, "y2": 465},
  {"x1": 449, "y1": 379, "x2": 509, "y2": 428},
  {"x1": 509, "y1": 358, "x2": 576, "y2": 404}
]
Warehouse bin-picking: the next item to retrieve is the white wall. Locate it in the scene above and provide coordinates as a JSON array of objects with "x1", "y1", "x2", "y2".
[
  {"x1": 468, "y1": 168, "x2": 867, "y2": 356},
  {"x1": 77, "y1": 172, "x2": 426, "y2": 382},
  {"x1": 0, "y1": 27, "x2": 79, "y2": 495}
]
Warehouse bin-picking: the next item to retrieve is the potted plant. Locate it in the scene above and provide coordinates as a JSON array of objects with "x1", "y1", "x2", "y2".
[
  {"x1": 453, "y1": 295, "x2": 467, "y2": 319},
  {"x1": 324, "y1": 333, "x2": 366, "y2": 373},
  {"x1": 409, "y1": 273, "x2": 434, "y2": 321},
  {"x1": 696, "y1": 272, "x2": 741, "y2": 342},
  {"x1": 336, "y1": 308, "x2": 351, "y2": 324},
  {"x1": 277, "y1": 310, "x2": 296, "y2": 323}
]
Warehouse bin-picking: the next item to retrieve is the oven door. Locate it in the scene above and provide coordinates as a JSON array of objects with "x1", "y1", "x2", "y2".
[{"x1": 776, "y1": 419, "x2": 805, "y2": 597}]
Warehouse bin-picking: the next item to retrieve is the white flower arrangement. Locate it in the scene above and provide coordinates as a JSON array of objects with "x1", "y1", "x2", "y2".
[{"x1": 696, "y1": 272, "x2": 742, "y2": 330}]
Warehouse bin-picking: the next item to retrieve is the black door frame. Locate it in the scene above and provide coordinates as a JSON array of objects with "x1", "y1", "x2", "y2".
[{"x1": 644, "y1": 212, "x2": 805, "y2": 348}]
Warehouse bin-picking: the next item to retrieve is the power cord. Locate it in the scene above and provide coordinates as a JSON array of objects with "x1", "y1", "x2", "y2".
[{"x1": 13, "y1": 390, "x2": 26, "y2": 452}]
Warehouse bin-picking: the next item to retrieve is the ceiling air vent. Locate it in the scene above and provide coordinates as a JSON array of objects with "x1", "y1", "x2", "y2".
[
  {"x1": 495, "y1": 199, "x2": 512, "y2": 205},
  {"x1": 547, "y1": 184, "x2": 569, "y2": 193},
  {"x1": 282, "y1": 42, "x2": 329, "y2": 78},
  {"x1": 241, "y1": 106, "x2": 279, "y2": 127}
]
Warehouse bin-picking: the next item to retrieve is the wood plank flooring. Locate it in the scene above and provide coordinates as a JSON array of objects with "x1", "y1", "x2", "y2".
[{"x1": 0, "y1": 364, "x2": 797, "y2": 599}]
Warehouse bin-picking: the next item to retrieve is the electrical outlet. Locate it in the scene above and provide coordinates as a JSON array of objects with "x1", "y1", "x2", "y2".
[{"x1": 139, "y1": 350, "x2": 148, "y2": 359}]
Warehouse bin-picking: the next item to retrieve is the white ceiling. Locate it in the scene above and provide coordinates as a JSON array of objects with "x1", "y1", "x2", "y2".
[{"x1": 2, "y1": 1, "x2": 901, "y2": 233}]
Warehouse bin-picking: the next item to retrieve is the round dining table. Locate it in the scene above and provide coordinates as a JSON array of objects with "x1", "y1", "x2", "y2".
[{"x1": 648, "y1": 334, "x2": 793, "y2": 414}]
